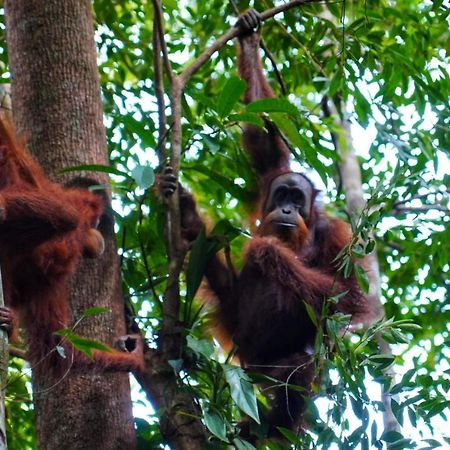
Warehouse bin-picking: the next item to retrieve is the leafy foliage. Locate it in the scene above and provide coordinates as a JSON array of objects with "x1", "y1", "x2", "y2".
[{"x1": 3, "y1": 0, "x2": 449, "y2": 448}]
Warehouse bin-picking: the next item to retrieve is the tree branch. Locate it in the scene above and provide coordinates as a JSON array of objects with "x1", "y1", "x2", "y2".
[
  {"x1": 9, "y1": 345, "x2": 27, "y2": 360},
  {"x1": 151, "y1": 0, "x2": 173, "y2": 82},
  {"x1": 152, "y1": 17, "x2": 167, "y2": 163},
  {"x1": 392, "y1": 205, "x2": 449, "y2": 214},
  {"x1": 180, "y1": 0, "x2": 319, "y2": 85}
]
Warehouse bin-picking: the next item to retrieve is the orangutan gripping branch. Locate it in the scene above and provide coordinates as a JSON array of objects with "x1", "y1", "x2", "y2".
[
  {"x1": 160, "y1": 10, "x2": 377, "y2": 437},
  {"x1": 0, "y1": 115, "x2": 143, "y2": 375}
]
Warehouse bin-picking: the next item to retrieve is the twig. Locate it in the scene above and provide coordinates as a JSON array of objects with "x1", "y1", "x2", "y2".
[
  {"x1": 9, "y1": 346, "x2": 27, "y2": 360},
  {"x1": 151, "y1": 0, "x2": 173, "y2": 82},
  {"x1": 393, "y1": 205, "x2": 449, "y2": 214},
  {"x1": 260, "y1": 40, "x2": 288, "y2": 96}
]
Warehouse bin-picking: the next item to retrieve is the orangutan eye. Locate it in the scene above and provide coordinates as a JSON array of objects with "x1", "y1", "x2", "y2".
[
  {"x1": 274, "y1": 185, "x2": 288, "y2": 204},
  {"x1": 291, "y1": 189, "x2": 304, "y2": 206}
]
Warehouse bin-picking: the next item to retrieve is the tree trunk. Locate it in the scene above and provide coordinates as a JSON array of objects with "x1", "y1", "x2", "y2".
[
  {"x1": 4, "y1": 2, "x2": 137, "y2": 449},
  {"x1": 0, "y1": 269, "x2": 8, "y2": 450},
  {"x1": 324, "y1": 98, "x2": 398, "y2": 433}
]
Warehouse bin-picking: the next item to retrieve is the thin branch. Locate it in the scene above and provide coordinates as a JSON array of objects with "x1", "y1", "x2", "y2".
[
  {"x1": 392, "y1": 191, "x2": 447, "y2": 208},
  {"x1": 260, "y1": 39, "x2": 288, "y2": 96},
  {"x1": 393, "y1": 205, "x2": 449, "y2": 214},
  {"x1": 151, "y1": 0, "x2": 173, "y2": 82},
  {"x1": 9, "y1": 346, "x2": 27, "y2": 360}
]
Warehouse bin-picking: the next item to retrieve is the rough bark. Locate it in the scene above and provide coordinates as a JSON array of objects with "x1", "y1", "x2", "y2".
[
  {"x1": 4, "y1": 1, "x2": 136, "y2": 449},
  {"x1": 0, "y1": 85, "x2": 10, "y2": 450},
  {"x1": 0, "y1": 269, "x2": 7, "y2": 450}
]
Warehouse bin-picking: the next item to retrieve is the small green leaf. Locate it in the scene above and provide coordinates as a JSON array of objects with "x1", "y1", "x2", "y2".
[
  {"x1": 131, "y1": 165, "x2": 155, "y2": 189},
  {"x1": 54, "y1": 331, "x2": 112, "y2": 359},
  {"x1": 355, "y1": 263, "x2": 370, "y2": 293},
  {"x1": 168, "y1": 359, "x2": 183, "y2": 373},
  {"x1": 228, "y1": 113, "x2": 264, "y2": 128},
  {"x1": 270, "y1": 113, "x2": 303, "y2": 148},
  {"x1": 186, "y1": 227, "x2": 208, "y2": 302},
  {"x1": 216, "y1": 76, "x2": 246, "y2": 118},
  {"x1": 61, "y1": 164, "x2": 130, "y2": 178},
  {"x1": 233, "y1": 438, "x2": 257, "y2": 450},
  {"x1": 380, "y1": 430, "x2": 405, "y2": 443},
  {"x1": 304, "y1": 302, "x2": 319, "y2": 327},
  {"x1": 329, "y1": 67, "x2": 343, "y2": 95},
  {"x1": 81, "y1": 307, "x2": 110, "y2": 318}
]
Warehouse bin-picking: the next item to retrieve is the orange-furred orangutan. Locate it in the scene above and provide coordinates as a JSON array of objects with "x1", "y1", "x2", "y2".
[
  {"x1": 160, "y1": 9, "x2": 378, "y2": 438},
  {"x1": 0, "y1": 115, "x2": 143, "y2": 375}
]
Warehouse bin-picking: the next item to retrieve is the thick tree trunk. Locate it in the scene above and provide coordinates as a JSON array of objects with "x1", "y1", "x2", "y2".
[
  {"x1": 0, "y1": 269, "x2": 7, "y2": 450},
  {"x1": 4, "y1": 2, "x2": 136, "y2": 449}
]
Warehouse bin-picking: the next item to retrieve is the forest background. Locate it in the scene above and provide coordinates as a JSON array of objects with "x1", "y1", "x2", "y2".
[{"x1": 0, "y1": 1, "x2": 449, "y2": 449}]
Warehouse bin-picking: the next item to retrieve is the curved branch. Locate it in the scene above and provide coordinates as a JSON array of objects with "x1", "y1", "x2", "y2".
[{"x1": 180, "y1": 0, "x2": 319, "y2": 85}]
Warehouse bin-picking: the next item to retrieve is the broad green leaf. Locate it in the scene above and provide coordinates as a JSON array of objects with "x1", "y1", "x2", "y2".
[
  {"x1": 246, "y1": 98, "x2": 298, "y2": 115},
  {"x1": 228, "y1": 113, "x2": 264, "y2": 128},
  {"x1": 277, "y1": 427, "x2": 303, "y2": 445},
  {"x1": 270, "y1": 112, "x2": 303, "y2": 148},
  {"x1": 203, "y1": 409, "x2": 228, "y2": 442},
  {"x1": 131, "y1": 165, "x2": 155, "y2": 189},
  {"x1": 216, "y1": 76, "x2": 246, "y2": 118},
  {"x1": 223, "y1": 365, "x2": 260, "y2": 423},
  {"x1": 186, "y1": 335, "x2": 214, "y2": 358}
]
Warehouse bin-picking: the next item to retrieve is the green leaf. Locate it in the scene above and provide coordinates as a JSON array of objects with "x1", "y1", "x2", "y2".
[
  {"x1": 61, "y1": 163, "x2": 130, "y2": 178},
  {"x1": 203, "y1": 409, "x2": 228, "y2": 442},
  {"x1": 54, "y1": 330, "x2": 112, "y2": 359},
  {"x1": 277, "y1": 427, "x2": 303, "y2": 445},
  {"x1": 304, "y1": 302, "x2": 319, "y2": 327},
  {"x1": 329, "y1": 67, "x2": 343, "y2": 96},
  {"x1": 186, "y1": 335, "x2": 214, "y2": 358},
  {"x1": 270, "y1": 112, "x2": 303, "y2": 148},
  {"x1": 380, "y1": 430, "x2": 405, "y2": 443},
  {"x1": 223, "y1": 365, "x2": 260, "y2": 423},
  {"x1": 186, "y1": 227, "x2": 208, "y2": 302},
  {"x1": 216, "y1": 76, "x2": 246, "y2": 118},
  {"x1": 233, "y1": 438, "x2": 257, "y2": 450},
  {"x1": 228, "y1": 113, "x2": 264, "y2": 128},
  {"x1": 355, "y1": 263, "x2": 370, "y2": 293},
  {"x1": 131, "y1": 165, "x2": 155, "y2": 189},
  {"x1": 81, "y1": 307, "x2": 110, "y2": 318},
  {"x1": 246, "y1": 98, "x2": 298, "y2": 115}
]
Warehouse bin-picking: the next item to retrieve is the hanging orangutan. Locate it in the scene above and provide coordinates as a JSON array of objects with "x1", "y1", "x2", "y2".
[{"x1": 160, "y1": 9, "x2": 378, "y2": 438}]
